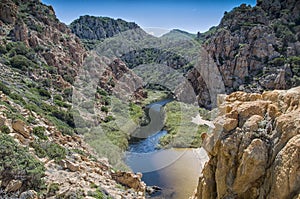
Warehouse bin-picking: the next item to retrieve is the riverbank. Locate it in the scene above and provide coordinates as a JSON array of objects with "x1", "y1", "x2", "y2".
[
  {"x1": 160, "y1": 101, "x2": 209, "y2": 148},
  {"x1": 125, "y1": 97, "x2": 210, "y2": 198}
]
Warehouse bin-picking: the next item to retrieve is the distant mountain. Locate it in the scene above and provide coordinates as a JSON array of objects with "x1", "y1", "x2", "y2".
[
  {"x1": 70, "y1": 15, "x2": 141, "y2": 49},
  {"x1": 161, "y1": 29, "x2": 197, "y2": 39},
  {"x1": 143, "y1": 27, "x2": 170, "y2": 37}
]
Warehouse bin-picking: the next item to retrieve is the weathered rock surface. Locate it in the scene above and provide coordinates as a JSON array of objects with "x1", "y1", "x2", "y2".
[
  {"x1": 191, "y1": 0, "x2": 300, "y2": 108},
  {"x1": 193, "y1": 86, "x2": 300, "y2": 199},
  {"x1": 112, "y1": 171, "x2": 146, "y2": 193},
  {"x1": 12, "y1": 119, "x2": 30, "y2": 138}
]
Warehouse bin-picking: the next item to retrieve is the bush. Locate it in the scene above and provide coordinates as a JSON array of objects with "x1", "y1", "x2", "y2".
[
  {"x1": 37, "y1": 87, "x2": 51, "y2": 99},
  {"x1": 0, "y1": 125, "x2": 10, "y2": 134},
  {"x1": 6, "y1": 42, "x2": 32, "y2": 57},
  {"x1": 101, "y1": 106, "x2": 109, "y2": 113},
  {"x1": 0, "y1": 134, "x2": 45, "y2": 191},
  {"x1": 58, "y1": 125, "x2": 74, "y2": 136},
  {"x1": 0, "y1": 81, "x2": 11, "y2": 95},
  {"x1": 45, "y1": 143, "x2": 66, "y2": 161},
  {"x1": 10, "y1": 55, "x2": 35, "y2": 70},
  {"x1": 30, "y1": 141, "x2": 66, "y2": 161},
  {"x1": 9, "y1": 92, "x2": 26, "y2": 105},
  {"x1": 32, "y1": 126, "x2": 48, "y2": 140},
  {"x1": 63, "y1": 88, "x2": 73, "y2": 102},
  {"x1": 97, "y1": 88, "x2": 108, "y2": 96},
  {"x1": 104, "y1": 115, "x2": 114, "y2": 123},
  {"x1": 100, "y1": 96, "x2": 111, "y2": 105},
  {"x1": 0, "y1": 45, "x2": 7, "y2": 54}
]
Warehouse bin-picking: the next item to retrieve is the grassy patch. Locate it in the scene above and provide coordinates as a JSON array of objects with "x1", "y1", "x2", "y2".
[
  {"x1": 161, "y1": 101, "x2": 209, "y2": 148},
  {"x1": 129, "y1": 102, "x2": 143, "y2": 124},
  {"x1": 84, "y1": 127, "x2": 129, "y2": 171},
  {"x1": 140, "y1": 89, "x2": 169, "y2": 106}
]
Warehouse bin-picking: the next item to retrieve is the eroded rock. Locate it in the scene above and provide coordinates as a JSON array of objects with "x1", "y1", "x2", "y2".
[{"x1": 193, "y1": 86, "x2": 300, "y2": 199}]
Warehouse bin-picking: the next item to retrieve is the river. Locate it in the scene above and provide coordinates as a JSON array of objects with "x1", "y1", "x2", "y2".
[{"x1": 125, "y1": 99, "x2": 208, "y2": 199}]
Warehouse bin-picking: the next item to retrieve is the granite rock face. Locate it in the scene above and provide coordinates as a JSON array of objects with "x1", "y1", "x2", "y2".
[
  {"x1": 192, "y1": 0, "x2": 300, "y2": 107},
  {"x1": 193, "y1": 86, "x2": 300, "y2": 199}
]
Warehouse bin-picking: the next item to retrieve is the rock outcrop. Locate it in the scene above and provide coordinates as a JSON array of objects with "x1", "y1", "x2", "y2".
[
  {"x1": 193, "y1": 86, "x2": 300, "y2": 199},
  {"x1": 198, "y1": 0, "x2": 300, "y2": 95}
]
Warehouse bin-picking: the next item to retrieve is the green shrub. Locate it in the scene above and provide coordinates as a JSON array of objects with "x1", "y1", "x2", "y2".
[
  {"x1": 54, "y1": 95, "x2": 63, "y2": 101},
  {"x1": 51, "y1": 110, "x2": 75, "y2": 128},
  {"x1": 87, "y1": 189, "x2": 106, "y2": 199},
  {"x1": 32, "y1": 126, "x2": 48, "y2": 140},
  {"x1": 37, "y1": 87, "x2": 51, "y2": 98},
  {"x1": 104, "y1": 115, "x2": 114, "y2": 123},
  {"x1": 0, "y1": 45, "x2": 7, "y2": 54},
  {"x1": 100, "y1": 96, "x2": 111, "y2": 105},
  {"x1": 27, "y1": 116, "x2": 37, "y2": 124},
  {"x1": 0, "y1": 134, "x2": 45, "y2": 191},
  {"x1": 270, "y1": 57, "x2": 285, "y2": 66},
  {"x1": 9, "y1": 92, "x2": 26, "y2": 105},
  {"x1": 46, "y1": 143, "x2": 66, "y2": 161},
  {"x1": 0, "y1": 81, "x2": 11, "y2": 95},
  {"x1": 30, "y1": 141, "x2": 66, "y2": 161},
  {"x1": 63, "y1": 88, "x2": 73, "y2": 102},
  {"x1": 58, "y1": 125, "x2": 74, "y2": 136},
  {"x1": 101, "y1": 106, "x2": 109, "y2": 113},
  {"x1": 30, "y1": 141, "x2": 47, "y2": 158},
  {"x1": 54, "y1": 99, "x2": 71, "y2": 108},
  {"x1": 47, "y1": 183, "x2": 59, "y2": 197},
  {"x1": 0, "y1": 125, "x2": 10, "y2": 134},
  {"x1": 6, "y1": 42, "x2": 32, "y2": 57},
  {"x1": 97, "y1": 88, "x2": 108, "y2": 96},
  {"x1": 10, "y1": 55, "x2": 35, "y2": 70}
]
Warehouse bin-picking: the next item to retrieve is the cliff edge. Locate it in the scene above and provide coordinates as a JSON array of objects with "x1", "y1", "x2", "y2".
[{"x1": 193, "y1": 86, "x2": 300, "y2": 199}]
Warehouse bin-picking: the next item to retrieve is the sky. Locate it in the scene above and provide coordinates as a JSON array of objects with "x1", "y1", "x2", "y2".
[{"x1": 41, "y1": 0, "x2": 256, "y2": 34}]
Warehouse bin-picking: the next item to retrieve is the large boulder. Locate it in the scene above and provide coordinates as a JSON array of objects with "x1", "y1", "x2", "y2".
[{"x1": 193, "y1": 86, "x2": 300, "y2": 199}]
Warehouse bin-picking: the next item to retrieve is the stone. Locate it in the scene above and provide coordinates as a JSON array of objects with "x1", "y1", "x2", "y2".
[
  {"x1": 112, "y1": 171, "x2": 146, "y2": 193},
  {"x1": 5, "y1": 180, "x2": 22, "y2": 192},
  {"x1": 243, "y1": 115, "x2": 264, "y2": 132},
  {"x1": 20, "y1": 190, "x2": 38, "y2": 199},
  {"x1": 12, "y1": 119, "x2": 30, "y2": 138},
  {"x1": 65, "y1": 160, "x2": 80, "y2": 172},
  {"x1": 268, "y1": 135, "x2": 300, "y2": 199},
  {"x1": 223, "y1": 117, "x2": 238, "y2": 132},
  {"x1": 193, "y1": 87, "x2": 300, "y2": 199},
  {"x1": 233, "y1": 139, "x2": 268, "y2": 194}
]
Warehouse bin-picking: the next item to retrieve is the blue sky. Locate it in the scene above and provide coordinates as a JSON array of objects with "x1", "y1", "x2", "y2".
[{"x1": 42, "y1": 0, "x2": 256, "y2": 34}]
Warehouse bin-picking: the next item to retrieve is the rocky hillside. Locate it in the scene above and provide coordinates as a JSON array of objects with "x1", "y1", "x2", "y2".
[
  {"x1": 0, "y1": 0, "x2": 86, "y2": 74},
  {"x1": 70, "y1": 15, "x2": 141, "y2": 49},
  {"x1": 197, "y1": 0, "x2": 300, "y2": 95},
  {"x1": 192, "y1": 86, "x2": 300, "y2": 199},
  {"x1": 0, "y1": 0, "x2": 148, "y2": 198},
  {"x1": 0, "y1": 91, "x2": 146, "y2": 198}
]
